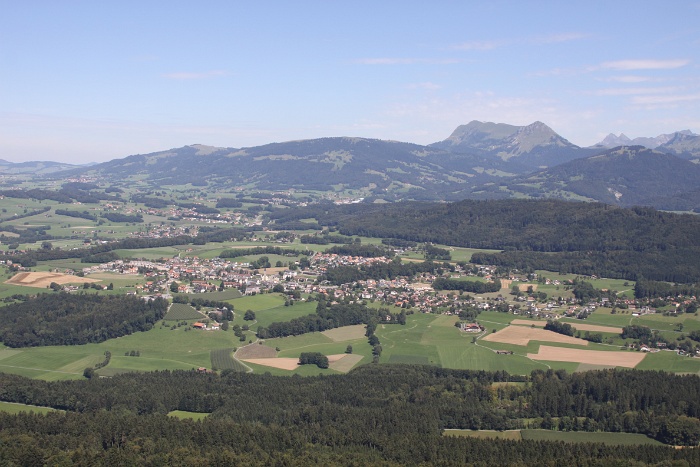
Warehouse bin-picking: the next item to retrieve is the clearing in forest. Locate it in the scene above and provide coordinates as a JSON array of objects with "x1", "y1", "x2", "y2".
[
  {"x1": 482, "y1": 325, "x2": 587, "y2": 346},
  {"x1": 528, "y1": 345, "x2": 646, "y2": 368}
]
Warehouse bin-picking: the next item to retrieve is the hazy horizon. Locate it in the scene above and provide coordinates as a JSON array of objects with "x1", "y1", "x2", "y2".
[{"x1": 2, "y1": 1, "x2": 699, "y2": 164}]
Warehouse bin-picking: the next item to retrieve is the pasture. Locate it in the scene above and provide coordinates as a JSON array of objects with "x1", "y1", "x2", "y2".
[
  {"x1": 0, "y1": 401, "x2": 59, "y2": 415},
  {"x1": 168, "y1": 410, "x2": 210, "y2": 421},
  {"x1": 164, "y1": 303, "x2": 205, "y2": 320},
  {"x1": 210, "y1": 348, "x2": 247, "y2": 372}
]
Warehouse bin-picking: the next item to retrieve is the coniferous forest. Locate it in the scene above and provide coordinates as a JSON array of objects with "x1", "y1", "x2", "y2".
[
  {"x1": 0, "y1": 293, "x2": 168, "y2": 347},
  {"x1": 0, "y1": 366, "x2": 698, "y2": 465},
  {"x1": 269, "y1": 199, "x2": 700, "y2": 282}
]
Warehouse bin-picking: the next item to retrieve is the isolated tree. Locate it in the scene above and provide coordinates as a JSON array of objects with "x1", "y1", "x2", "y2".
[{"x1": 244, "y1": 310, "x2": 256, "y2": 321}]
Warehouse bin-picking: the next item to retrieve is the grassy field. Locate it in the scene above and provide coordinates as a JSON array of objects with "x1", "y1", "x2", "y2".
[
  {"x1": 444, "y1": 429, "x2": 522, "y2": 440},
  {"x1": 167, "y1": 410, "x2": 210, "y2": 421},
  {"x1": 0, "y1": 297, "x2": 698, "y2": 379},
  {"x1": 445, "y1": 429, "x2": 664, "y2": 445},
  {"x1": 0, "y1": 401, "x2": 60, "y2": 415},
  {"x1": 165, "y1": 303, "x2": 206, "y2": 320},
  {"x1": 520, "y1": 429, "x2": 664, "y2": 445}
]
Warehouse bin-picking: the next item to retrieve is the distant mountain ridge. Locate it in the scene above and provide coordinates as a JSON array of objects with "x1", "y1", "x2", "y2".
[
  {"x1": 594, "y1": 130, "x2": 698, "y2": 150},
  {"x1": 491, "y1": 145, "x2": 700, "y2": 209},
  {"x1": 430, "y1": 120, "x2": 596, "y2": 168},
  {"x1": 4, "y1": 120, "x2": 700, "y2": 210}
]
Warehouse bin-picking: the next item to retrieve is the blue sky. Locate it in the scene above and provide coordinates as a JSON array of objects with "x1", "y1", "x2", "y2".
[{"x1": 2, "y1": 1, "x2": 699, "y2": 163}]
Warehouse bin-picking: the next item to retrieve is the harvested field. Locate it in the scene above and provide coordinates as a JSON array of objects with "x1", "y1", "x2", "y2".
[
  {"x1": 235, "y1": 343, "x2": 277, "y2": 359},
  {"x1": 528, "y1": 345, "x2": 646, "y2": 368},
  {"x1": 6, "y1": 272, "x2": 99, "y2": 288},
  {"x1": 482, "y1": 325, "x2": 587, "y2": 346},
  {"x1": 329, "y1": 354, "x2": 363, "y2": 373},
  {"x1": 242, "y1": 357, "x2": 299, "y2": 370},
  {"x1": 242, "y1": 353, "x2": 362, "y2": 372},
  {"x1": 510, "y1": 319, "x2": 622, "y2": 334},
  {"x1": 321, "y1": 325, "x2": 366, "y2": 342}
]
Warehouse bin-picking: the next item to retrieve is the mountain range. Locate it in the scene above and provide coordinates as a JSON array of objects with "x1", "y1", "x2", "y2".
[{"x1": 5, "y1": 121, "x2": 700, "y2": 210}]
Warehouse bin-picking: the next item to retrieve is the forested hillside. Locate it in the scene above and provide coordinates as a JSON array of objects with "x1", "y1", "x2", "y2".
[
  {"x1": 0, "y1": 367, "x2": 698, "y2": 465},
  {"x1": 270, "y1": 199, "x2": 700, "y2": 282}
]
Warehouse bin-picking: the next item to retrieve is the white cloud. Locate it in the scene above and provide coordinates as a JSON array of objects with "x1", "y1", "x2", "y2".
[{"x1": 598, "y1": 59, "x2": 690, "y2": 70}]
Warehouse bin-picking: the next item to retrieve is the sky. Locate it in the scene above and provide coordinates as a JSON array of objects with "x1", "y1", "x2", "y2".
[{"x1": 2, "y1": 1, "x2": 700, "y2": 164}]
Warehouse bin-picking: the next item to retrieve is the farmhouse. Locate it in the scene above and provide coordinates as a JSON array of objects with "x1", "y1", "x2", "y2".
[
  {"x1": 459, "y1": 322, "x2": 482, "y2": 332},
  {"x1": 192, "y1": 322, "x2": 206, "y2": 329}
]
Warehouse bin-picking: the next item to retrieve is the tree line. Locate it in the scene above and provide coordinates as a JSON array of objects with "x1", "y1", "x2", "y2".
[{"x1": 256, "y1": 300, "x2": 403, "y2": 339}]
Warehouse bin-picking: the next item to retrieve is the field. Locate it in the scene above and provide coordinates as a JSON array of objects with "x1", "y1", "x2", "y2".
[
  {"x1": 520, "y1": 430, "x2": 663, "y2": 445},
  {"x1": 167, "y1": 410, "x2": 210, "y2": 421},
  {"x1": 0, "y1": 401, "x2": 59, "y2": 415},
  {"x1": 482, "y1": 326, "x2": 588, "y2": 346},
  {"x1": 528, "y1": 345, "x2": 647, "y2": 368},
  {"x1": 510, "y1": 319, "x2": 622, "y2": 334},
  {"x1": 235, "y1": 343, "x2": 277, "y2": 359},
  {"x1": 321, "y1": 324, "x2": 367, "y2": 342},
  {"x1": 164, "y1": 303, "x2": 205, "y2": 320},
  {"x1": 241, "y1": 353, "x2": 364, "y2": 372},
  {"x1": 0, "y1": 302, "x2": 697, "y2": 379},
  {"x1": 5, "y1": 271, "x2": 100, "y2": 288},
  {"x1": 444, "y1": 429, "x2": 522, "y2": 440},
  {"x1": 210, "y1": 348, "x2": 247, "y2": 371},
  {"x1": 445, "y1": 429, "x2": 664, "y2": 446}
]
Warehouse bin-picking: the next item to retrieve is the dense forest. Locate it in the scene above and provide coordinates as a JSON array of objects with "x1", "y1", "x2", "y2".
[
  {"x1": 0, "y1": 293, "x2": 168, "y2": 347},
  {"x1": 0, "y1": 366, "x2": 698, "y2": 465},
  {"x1": 256, "y1": 300, "x2": 402, "y2": 339},
  {"x1": 269, "y1": 200, "x2": 700, "y2": 282}
]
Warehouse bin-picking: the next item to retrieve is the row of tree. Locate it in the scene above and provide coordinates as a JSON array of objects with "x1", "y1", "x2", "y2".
[{"x1": 432, "y1": 277, "x2": 501, "y2": 293}]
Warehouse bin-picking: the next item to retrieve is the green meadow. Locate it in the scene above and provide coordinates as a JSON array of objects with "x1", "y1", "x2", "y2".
[
  {"x1": 0, "y1": 281, "x2": 698, "y2": 380},
  {"x1": 0, "y1": 401, "x2": 60, "y2": 415}
]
